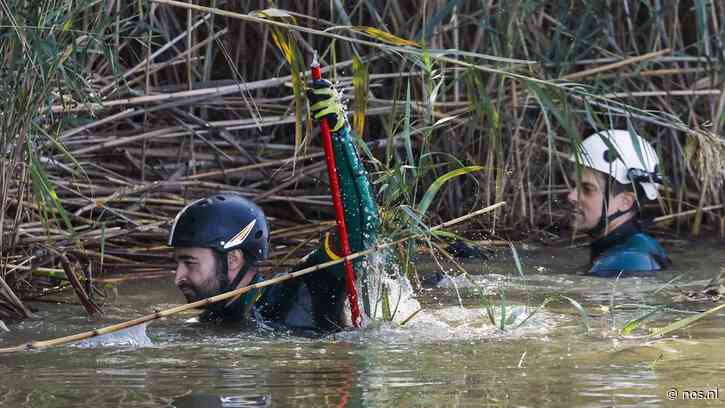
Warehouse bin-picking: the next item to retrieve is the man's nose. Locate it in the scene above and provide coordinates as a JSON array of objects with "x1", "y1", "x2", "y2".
[
  {"x1": 174, "y1": 264, "x2": 186, "y2": 286},
  {"x1": 567, "y1": 189, "x2": 578, "y2": 204}
]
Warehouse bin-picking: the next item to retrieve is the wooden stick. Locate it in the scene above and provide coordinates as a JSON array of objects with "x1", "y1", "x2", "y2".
[
  {"x1": 654, "y1": 204, "x2": 725, "y2": 224},
  {"x1": 49, "y1": 59, "x2": 357, "y2": 113},
  {"x1": 602, "y1": 90, "x2": 721, "y2": 98},
  {"x1": 60, "y1": 108, "x2": 136, "y2": 140},
  {"x1": 0, "y1": 276, "x2": 33, "y2": 319},
  {"x1": 55, "y1": 252, "x2": 103, "y2": 316},
  {"x1": 561, "y1": 48, "x2": 671, "y2": 81},
  {"x1": 0, "y1": 202, "x2": 505, "y2": 353}
]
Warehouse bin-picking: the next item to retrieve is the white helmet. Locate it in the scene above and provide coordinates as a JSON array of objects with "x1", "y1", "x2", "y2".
[{"x1": 570, "y1": 130, "x2": 662, "y2": 200}]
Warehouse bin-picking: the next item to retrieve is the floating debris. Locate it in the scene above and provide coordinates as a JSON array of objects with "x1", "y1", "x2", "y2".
[{"x1": 673, "y1": 267, "x2": 725, "y2": 303}]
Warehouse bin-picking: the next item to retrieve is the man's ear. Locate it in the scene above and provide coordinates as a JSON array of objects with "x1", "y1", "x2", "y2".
[
  {"x1": 615, "y1": 191, "x2": 636, "y2": 212},
  {"x1": 226, "y1": 249, "x2": 245, "y2": 280}
]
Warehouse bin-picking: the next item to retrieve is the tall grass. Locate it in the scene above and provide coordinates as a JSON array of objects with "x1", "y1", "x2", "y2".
[
  {"x1": 0, "y1": 0, "x2": 113, "y2": 318},
  {"x1": 1, "y1": 0, "x2": 723, "y2": 319}
]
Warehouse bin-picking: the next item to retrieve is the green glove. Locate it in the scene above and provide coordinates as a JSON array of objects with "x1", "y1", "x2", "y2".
[{"x1": 307, "y1": 79, "x2": 347, "y2": 133}]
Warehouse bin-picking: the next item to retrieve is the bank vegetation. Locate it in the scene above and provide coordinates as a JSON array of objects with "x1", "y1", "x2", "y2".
[{"x1": 1, "y1": 0, "x2": 723, "y2": 319}]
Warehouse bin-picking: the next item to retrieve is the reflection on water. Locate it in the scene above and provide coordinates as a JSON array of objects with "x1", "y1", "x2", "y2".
[
  {"x1": 173, "y1": 394, "x2": 271, "y2": 408},
  {"x1": 0, "y1": 241, "x2": 724, "y2": 407}
]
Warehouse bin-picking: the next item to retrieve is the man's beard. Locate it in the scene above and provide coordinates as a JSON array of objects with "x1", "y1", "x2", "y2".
[
  {"x1": 179, "y1": 272, "x2": 229, "y2": 304},
  {"x1": 560, "y1": 200, "x2": 588, "y2": 231},
  {"x1": 570, "y1": 209, "x2": 586, "y2": 230}
]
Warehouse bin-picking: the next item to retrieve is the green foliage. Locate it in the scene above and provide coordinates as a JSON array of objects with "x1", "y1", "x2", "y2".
[
  {"x1": 0, "y1": 0, "x2": 109, "y2": 247},
  {"x1": 417, "y1": 166, "x2": 483, "y2": 216},
  {"x1": 620, "y1": 306, "x2": 663, "y2": 336},
  {"x1": 352, "y1": 55, "x2": 369, "y2": 138},
  {"x1": 253, "y1": 8, "x2": 308, "y2": 154},
  {"x1": 648, "y1": 303, "x2": 725, "y2": 338}
]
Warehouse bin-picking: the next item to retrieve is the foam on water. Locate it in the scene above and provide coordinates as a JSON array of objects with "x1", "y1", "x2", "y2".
[
  {"x1": 333, "y1": 251, "x2": 560, "y2": 344},
  {"x1": 333, "y1": 303, "x2": 561, "y2": 344}
]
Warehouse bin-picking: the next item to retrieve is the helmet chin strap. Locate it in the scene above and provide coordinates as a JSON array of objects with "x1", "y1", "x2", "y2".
[
  {"x1": 589, "y1": 204, "x2": 634, "y2": 237},
  {"x1": 204, "y1": 251, "x2": 256, "y2": 316},
  {"x1": 223, "y1": 257, "x2": 253, "y2": 294},
  {"x1": 588, "y1": 181, "x2": 634, "y2": 237}
]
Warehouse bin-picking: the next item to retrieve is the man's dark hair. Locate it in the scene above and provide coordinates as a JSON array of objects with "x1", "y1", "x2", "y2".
[{"x1": 212, "y1": 250, "x2": 230, "y2": 289}]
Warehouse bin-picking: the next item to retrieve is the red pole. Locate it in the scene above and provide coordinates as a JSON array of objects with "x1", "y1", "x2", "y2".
[{"x1": 310, "y1": 54, "x2": 362, "y2": 327}]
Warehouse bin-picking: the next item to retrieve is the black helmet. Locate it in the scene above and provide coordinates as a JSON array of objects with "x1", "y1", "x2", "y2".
[{"x1": 168, "y1": 193, "x2": 269, "y2": 261}]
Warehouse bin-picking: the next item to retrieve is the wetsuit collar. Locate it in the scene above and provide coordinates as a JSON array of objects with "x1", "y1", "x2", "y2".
[{"x1": 590, "y1": 219, "x2": 641, "y2": 262}]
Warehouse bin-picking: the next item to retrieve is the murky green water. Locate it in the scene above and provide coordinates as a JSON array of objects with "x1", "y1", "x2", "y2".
[{"x1": 2, "y1": 241, "x2": 724, "y2": 407}]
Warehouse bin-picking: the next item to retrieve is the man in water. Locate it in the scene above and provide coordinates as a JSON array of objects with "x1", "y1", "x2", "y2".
[
  {"x1": 168, "y1": 80, "x2": 378, "y2": 333},
  {"x1": 567, "y1": 129, "x2": 670, "y2": 277}
]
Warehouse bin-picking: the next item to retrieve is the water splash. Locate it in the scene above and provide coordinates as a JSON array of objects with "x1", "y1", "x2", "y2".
[
  {"x1": 74, "y1": 323, "x2": 153, "y2": 348},
  {"x1": 360, "y1": 250, "x2": 421, "y2": 324},
  {"x1": 333, "y1": 247, "x2": 562, "y2": 343}
]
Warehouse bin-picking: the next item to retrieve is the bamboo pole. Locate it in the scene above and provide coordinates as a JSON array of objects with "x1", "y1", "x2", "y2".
[
  {"x1": 653, "y1": 204, "x2": 725, "y2": 224},
  {"x1": 0, "y1": 202, "x2": 505, "y2": 353}
]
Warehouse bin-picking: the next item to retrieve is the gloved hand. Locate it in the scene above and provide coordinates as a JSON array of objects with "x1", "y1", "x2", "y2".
[{"x1": 307, "y1": 79, "x2": 347, "y2": 133}]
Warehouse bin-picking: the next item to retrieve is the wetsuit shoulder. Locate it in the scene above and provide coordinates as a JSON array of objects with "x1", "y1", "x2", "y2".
[{"x1": 589, "y1": 232, "x2": 669, "y2": 277}]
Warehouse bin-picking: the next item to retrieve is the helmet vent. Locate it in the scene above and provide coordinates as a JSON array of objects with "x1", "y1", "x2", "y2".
[
  {"x1": 170, "y1": 194, "x2": 268, "y2": 259},
  {"x1": 602, "y1": 149, "x2": 619, "y2": 163}
]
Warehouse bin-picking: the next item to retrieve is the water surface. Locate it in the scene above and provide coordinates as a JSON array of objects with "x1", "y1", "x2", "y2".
[{"x1": 1, "y1": 241, "x2": 724, "y2": 407}]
